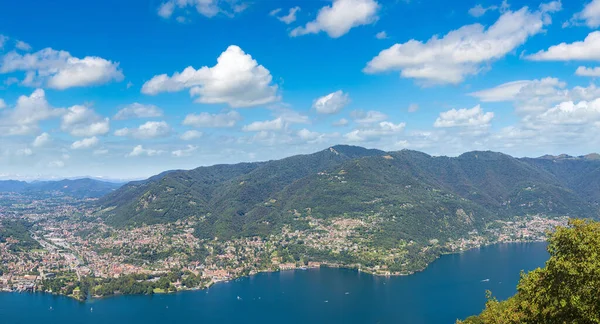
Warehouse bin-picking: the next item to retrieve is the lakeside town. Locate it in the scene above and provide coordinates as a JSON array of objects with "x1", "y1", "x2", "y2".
[{"x1": 0, "y1": 192, "x2": 568, "y2": 301}]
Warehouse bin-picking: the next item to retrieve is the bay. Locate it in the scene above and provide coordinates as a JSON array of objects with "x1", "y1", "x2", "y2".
[{"x1": 0, "y1": 242, "x2": 548, "y2": 324}]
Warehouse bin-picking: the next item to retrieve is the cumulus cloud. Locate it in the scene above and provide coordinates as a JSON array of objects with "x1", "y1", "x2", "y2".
[
  {"x1": 172, "y1": 145, "x2": 198, "y2": 157},
  {"x1": 434, "y1": 105, "x2": 494, "y2": 128},
  {"x1": 157, "y1": 0, "x2": 247, "y2": 19},
  {"x1": 142, "y1": 45, "x2": 278, "y2": 108},
  {"x1": 364, "y1": 6, "x2": 553, "y2": 85},
  {"x1": 180, "y1": 130, "x2": 203, "y2": 140},
  {"x1": 526, "y1": 31, "x2": 600, "y2": 61},
  {"x1": 114, "y1": 121, "x2": 171, "y2": 139},
  {"x1": 0, "y1": 48, "x2": 123, "y2": 89},
  {"x1": 576, "y1": 66, "x2": 600, "y2": 77},
  {"x1": 61, "y1": 105, "x2": 110, "y2": 137},
  {"x1": 183, "y1": 111, "x2": 242, "y2": 128},
  {"x1": 290, "y1": 0, "x2": 380, "y2": 38},
  {"x1": 114, "y1": 103, "x2": 163, "y2": 120},
  {"x1": 313, "y1": 90, "x2": 350, "y2": 114},
  {"x1": 533, "y1": 99, "x2": 600, "y2": 125},
  {"x1": 71, "y1": 136, "x2": 99, "y2": 149},
  {"x1": 0, "y1": 99, "x2": 6, "y2": 109},
  {"x1": 565, "y1": 0, "x2": 600, "y2": 28},
  {"x1": 32, "y1": 132, "x2": 51, "y2": 147},
  {"x1": 469, "y1": 78, "x2": 600, "y2": 114},
  {"x1": 0, "y1": 89, "x2": 64, "y2": 135},
  {"x1": 344, "y1": 121, "x2": 406, "y2": 142},
  {"x1": 127, "y1": 145, "x2": 164, "y2": 157}
]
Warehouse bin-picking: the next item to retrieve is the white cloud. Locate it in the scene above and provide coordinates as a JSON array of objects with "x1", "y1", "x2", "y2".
[
  {"x1": 182, "y1": 111, "x2": 242, "y2": 128},
  {"x1": 142, "y1": 45, "x2": 278, "y2": 108},
  {"x1": 375, "y1": 31, "x2": 388, "y2": 39},
  {"x1": 269, "y1": 8, "x2": 282, "y2": 16},
  {"x1": 469, "y1": 78, "x2": 600, "y2": 114},
  {"x1": 332, "y1": 118, "x2": 349, "y2": 126},
  {"x1": 114, "y1": 103, "x2": 163, "y2": 120},
  {"x1": 576, "y1": 66, "x2": 600, "y2": 77},
  {"x1": 158, "y1": 1, "x2": 175, "y2": 18},
  {"x1": 434, "y1": 105, "x2": 494, "y2": 128},
  {"x1": 344, "y1": 121, "x2": 406, "y2": 142},
  {"x1": 0, "y1": 48, "x2": 124, "y2": 89},
  {"x1": 469, "y1": 78, "x2": 566, "y2": 102},
  {"x1": 71, "y1": 136, "x2": 99, "y2": 149},
  {"x1": 275, "y1": 7, "x2": 301, "y2": 24},
  {"x1": 16, "y1": 148, "x2": 33, "y2": 156},
  {"x1": 566, "y1": 0, "x2": 600, "y2": 28},
  {"x1": 242, "y1": 117, "x2": 284, "y2": 132},
  {"x1": 114, "y1": 121, "x2": 171, "y2": 139},
  {"x1": 157, "y1": 0, "x2": 247, "y2": 19},
  {"x1": 0, "y1": 99, "x2": 5, "y2": 109},
  {"x1": 15, "y1": 40, "x2": 32, "y2": 51},
  {"x1": 313, "y1": 90, "x2": 350, "y2": 114},
  {"x1": 127, "y1": 145, "x2": 164, "y2": 157},
  {"x1": 408, "y1": 103, "x2": 419, "y2": 112},
  {"x1": 351, "y1": 110, "x2": 387, "y2": 124},
  {"x1": 180, "y1": 130, "x2": 203, "y2": 140},
  {"x1": 0, "y1": 89, "x2": 64, "y2": 135},
  {"x1": 61, "y1": 105, "x2": 110, "y2": 137},
  {"x1": 364, "y1": 6, "x2": 550, "y2": 85},
  {"x1": 468, "y1": 4, "x2": 498, "y2": 18},
  {"x1": 527, "y1": 31, "x2": 600, "y2": 61},
  {"x1": 533, "y1": 99, "x2": 600, "y2": 125},
  {"x1": 290, "y1": 0, "x2": 380, "y2": 38},
  {"x1": 172, "y1": 145, "x2": 198, "y2": 157},
  {"x1": 32, "y1": 132, "x2": 51, "y2": 147}
]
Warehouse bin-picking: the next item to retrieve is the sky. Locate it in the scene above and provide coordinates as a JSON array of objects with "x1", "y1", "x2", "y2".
[{"x1": 1, "y1": 0, "x2": 600, "y2": 180}]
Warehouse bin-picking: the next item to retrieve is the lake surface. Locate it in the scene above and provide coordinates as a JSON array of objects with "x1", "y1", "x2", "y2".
[{"x1": 0, "y1": 242, "x2": 548, "y2": 324}]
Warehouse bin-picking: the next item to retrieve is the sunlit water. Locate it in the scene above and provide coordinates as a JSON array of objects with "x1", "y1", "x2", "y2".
[{"x1": 0, "y1": 242, "x2": 548, "y2": 324}]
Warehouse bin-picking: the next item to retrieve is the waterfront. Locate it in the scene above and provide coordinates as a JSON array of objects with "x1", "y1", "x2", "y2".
[{"x1": 0, "y1": 242, "x2": 548, "y2": 324}]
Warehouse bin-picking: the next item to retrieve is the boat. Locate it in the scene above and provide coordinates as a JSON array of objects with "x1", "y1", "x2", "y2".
[{"x1": 481, "y1": 279, "x2": 490, "y2": 282}]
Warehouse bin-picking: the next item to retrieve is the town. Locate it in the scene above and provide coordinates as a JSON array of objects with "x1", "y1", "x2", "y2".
[{"x1": 0, "y1": 192, "x2": 568, "y2": 301}]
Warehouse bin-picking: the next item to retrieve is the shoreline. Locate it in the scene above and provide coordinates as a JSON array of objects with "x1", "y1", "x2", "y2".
[{"x1": 4, "y1": 240, "x2": 548, "y2": 302}]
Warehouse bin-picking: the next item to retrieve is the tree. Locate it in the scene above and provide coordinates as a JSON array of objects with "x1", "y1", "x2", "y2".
[{"x1": 461, "y1": 219, "x2": 600, "y2": 323}]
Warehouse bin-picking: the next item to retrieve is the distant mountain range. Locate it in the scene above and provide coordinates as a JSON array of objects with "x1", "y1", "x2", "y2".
[
  {"x1": 0, "y1": 178, "x2": 123, "y2": 198},
  {"x1": 96, "y1": 145, "x2": 600, "y2": 244}
]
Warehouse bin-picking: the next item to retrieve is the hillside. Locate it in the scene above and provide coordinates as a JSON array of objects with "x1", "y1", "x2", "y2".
[
  {"x1": 98, "y1": 146, "x2": 600, "y2": 246},
  {"x1": 0, "y1": 178, "x2": 123, "y2": 198}
]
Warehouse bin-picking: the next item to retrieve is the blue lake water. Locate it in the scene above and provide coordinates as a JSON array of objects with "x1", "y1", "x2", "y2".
[{"x1": 0, "y1": 242, "x2": 549, "y2": 324}]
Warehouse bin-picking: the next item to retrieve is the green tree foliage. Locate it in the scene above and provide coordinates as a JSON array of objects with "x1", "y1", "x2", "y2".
[{"x1": 461, "y1": 219, "x2": 600, "y2": 324}]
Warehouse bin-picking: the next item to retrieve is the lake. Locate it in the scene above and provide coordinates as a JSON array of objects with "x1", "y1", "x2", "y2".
[{"x1": 0, "y1": 242, "x2": 549, "y2": 324}]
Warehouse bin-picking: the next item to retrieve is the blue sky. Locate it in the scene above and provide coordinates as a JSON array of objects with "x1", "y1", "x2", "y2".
[{"x1": 1, "y1": 0, "x2": 600, "y2": 180}]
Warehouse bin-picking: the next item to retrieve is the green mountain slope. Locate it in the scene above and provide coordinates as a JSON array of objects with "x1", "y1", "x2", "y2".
[{"x1": 97, "y1": 146, "x2": 600, "y2": 243}]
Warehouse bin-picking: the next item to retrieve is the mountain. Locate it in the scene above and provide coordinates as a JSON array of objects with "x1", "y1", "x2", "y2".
[
  {"x1": 0, "y1": 178, "x2": 123, "y2": 198},
  {"x1": 97, "y1": 146, "x2": 600, "y2": 243}
]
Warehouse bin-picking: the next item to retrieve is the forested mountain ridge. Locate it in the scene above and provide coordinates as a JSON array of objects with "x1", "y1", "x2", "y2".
[
  {"x1": 97, "y1": 146, "x2": 600, "y2": 244},
  {"x1": 0, "y1": 178, "x2": 122, "y2": 198}
]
